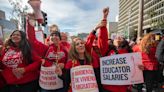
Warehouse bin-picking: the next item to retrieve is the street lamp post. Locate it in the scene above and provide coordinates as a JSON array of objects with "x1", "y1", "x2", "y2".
[
  {"x1": 128, "y1": 9, "x2": 132, "y2": 40},
  {"x1": 138, "y1": 0, "x2": 144, "y2": 38}
]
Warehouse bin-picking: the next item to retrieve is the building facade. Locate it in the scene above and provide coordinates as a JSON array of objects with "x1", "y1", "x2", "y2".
[
  {"x1": 0, "y1": 10, "x2": 17, "y2": 44},
  {"x1": 109, "y1": 22, "x2": 118, "y2": 39},
  {"x1": 143, "y1": 0, "x2": 164, "y2": 30},
  {"x1": 118, "y1": 0, "x2": 164, "y2": 38}
]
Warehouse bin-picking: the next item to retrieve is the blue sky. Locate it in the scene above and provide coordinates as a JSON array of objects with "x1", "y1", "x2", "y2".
[{"x1": 0, "y1": 0, "x2": 119, "y2": 35}]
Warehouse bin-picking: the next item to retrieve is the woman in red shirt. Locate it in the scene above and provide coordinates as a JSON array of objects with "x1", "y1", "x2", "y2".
[
  {"x1": 97, "y1": 7, "x2": 137, "y2": 92},
  {"x1": 26, "y1": 0, "x2": 68, "y2": 92},
  {"x1": 139, "y1": 33, "x2": 159, "y2": 92},
  {"x1": 64, "y1": 37, "x2": 100, "y2": 92},
  {"x1": 0, "y1": 30, "x2": 41, "y2": 92}
]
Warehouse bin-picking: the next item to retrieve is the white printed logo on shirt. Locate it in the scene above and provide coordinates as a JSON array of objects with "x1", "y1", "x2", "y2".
[{"x1": 2, "y1": 48, "x2": 23, "y2": 68}]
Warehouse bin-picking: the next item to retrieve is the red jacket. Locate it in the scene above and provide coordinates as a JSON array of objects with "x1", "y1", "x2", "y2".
[
  {"x1": 26, "y1": 18, "x2": 68, "y2": 67},
  {"x1": 118, "y1": 48, "x2": 129, "y2": 54},
  {"x1": 60, "y1": 41, "x2": 70, "y2": 52},
  {"x1": 132, "y1": 44, "x2": 140, "y2": 52},
  {"x1": 0, "y1": 47, "x2": 41, "y2": 85},
  {"x1": 64, "y1": 32, "x2": 100, "y2": 92},
  {"x1": 132, "y1": 45, "x2": 159, "y2": 70},
  {"x1": 140, "y1": 47, "x2": 159, "y2": 70},
  {"x1": 85, "y1": 32, "x2": 100, "y2": 68}
]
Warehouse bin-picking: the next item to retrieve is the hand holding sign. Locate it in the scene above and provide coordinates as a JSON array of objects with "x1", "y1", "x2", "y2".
[
  {"x1": 58, "y1": 63, "x2": 64, "y2": 69},
  {"x1": 55, "y1": 65, "x2": 62, "y2": 76},
  {"x1": 12, "y1": 68, "x2": 25, "y2": 79},
  {"x1": 138, "y1": 64, "x2": 144, "y2": 70},
  {"x1": 41, "y1": 59, "x2": 45, "y2": 65}
]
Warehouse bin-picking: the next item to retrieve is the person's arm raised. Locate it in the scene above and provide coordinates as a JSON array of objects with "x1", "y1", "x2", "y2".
[
  {"x1": 28, "y1": 0, "x2": 43, "y2": 20},
  {"x1": 98, "y1": 7, "x2": 109, "y2": 56},
  {"x1": 103, "y1": 7, "x2": 109, "y2": 20},
  {"x1": 26, "y1": 0, "x2": 48, "y2": 57}
]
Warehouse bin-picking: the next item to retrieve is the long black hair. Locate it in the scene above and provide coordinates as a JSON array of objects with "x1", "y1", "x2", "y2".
[
  {"x1": 4, "y1": 30, "x2": 33, "y2": 64},
  {"x1": 119, "y1": 40, "x2": 133, "y2": 53}
]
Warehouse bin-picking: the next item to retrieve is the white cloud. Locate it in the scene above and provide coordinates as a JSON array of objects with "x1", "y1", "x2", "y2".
[{"x1": 0, "y1": 0, "x2": 119, "y2": 36}]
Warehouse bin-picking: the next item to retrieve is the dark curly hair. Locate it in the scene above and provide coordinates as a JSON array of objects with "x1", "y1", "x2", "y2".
[{"x1": 4, "y1": 30, "x2": 33, "y2": 64}]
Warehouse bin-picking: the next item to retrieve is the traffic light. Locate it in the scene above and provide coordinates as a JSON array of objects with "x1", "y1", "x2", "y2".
[{"x1": 41, "y1": 11, "x2": 47, "y2": 26}]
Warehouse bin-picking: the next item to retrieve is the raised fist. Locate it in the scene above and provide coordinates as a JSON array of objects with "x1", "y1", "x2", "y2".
[
  {"x1": 28, "y1": 0, "x2": 43, "y2": 19},
  {"x1": 28, "y1": 0, "x2": 41, "y2": 11},
  {"x1": 103, "y1": 7, "x2": 109, "y2": 19}
]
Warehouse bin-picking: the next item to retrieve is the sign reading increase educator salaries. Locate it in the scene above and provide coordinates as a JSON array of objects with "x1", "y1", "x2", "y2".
[{"x1": 100, "y1": 52, "x2": 144, "y2": 85}]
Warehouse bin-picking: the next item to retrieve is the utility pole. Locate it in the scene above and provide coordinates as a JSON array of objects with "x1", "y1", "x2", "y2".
[
  {"x1": 128, "y1": 9, "x2": 132, "y2": 40},
  {"x1": 138, "y1": 0, "x2": 144, "y2": 38}
]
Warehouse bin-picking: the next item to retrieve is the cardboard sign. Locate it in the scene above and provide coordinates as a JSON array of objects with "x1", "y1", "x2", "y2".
[
  {"x1": 35, "y1": 30, "x2": 44, "y2": 44},
  {"x1": 71, "y1": 65, "x2": 99, "y2": 92},
  {"x1": 100, "y1": 52, "x2": 144, "y2": 85},
  {"x1": 0, "y1": 26, "x2": 3, "y2": 44},
  {"x1": 39, "y1": 65, "x2": 63, "y2": 90}
]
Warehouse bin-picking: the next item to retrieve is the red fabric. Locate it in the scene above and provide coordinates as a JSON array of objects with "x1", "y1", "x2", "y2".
[
  {"x1": 133, "y1": 45, "x2": 159, "y2": 70},
  {"x1": 118, "y1": 49, "x2": 129, "y2": 54},
  {"x1": 65, "y1": 60, "x2": 81, "y2": 69},
  {"x1": 132, "y1": 44, "x2": 140, "y2": 52},
  {"x1": 140, "y1": 47, "x2": 159, "y2": 70},
  {"x1": 91, "y1": 50, "x2": 100, "y2": 68},
  {"x1": 0, "y1": 47, "x2": 41, "y2": 85},
  {"x1": 65, "y1": 59, "x2": 98, "y2": 69},
  {"x1": 103, "y1": 85, "x2": 129, "y2": 92},
  {"x1": 98, "y1": 26, "x2": 108, "y2": 56},
  {"x1": 85, "y1": 32, "x2": 96, "y2": 53},
  {"x1": 26, "y1": 18, "x2": 68, "y2": 67},
  {"x1": 26, "y1": 18, "x2": 48, "y2": 57},
  {"x1": 60, "y1": 41, "x2": 70, "y2": 52},
  {"x1": 43, "y1": 44, "x2": 68, "y2": 67},
  {"x1": 85, "y1": 32, "x2": 100, "y2": 68},
  {"x1": 45, "y1": 36, "x2": 50, "y2": 46}
]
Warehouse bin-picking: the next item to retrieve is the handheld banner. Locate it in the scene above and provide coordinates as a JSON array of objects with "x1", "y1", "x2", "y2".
[
  {"x1": 39, "y1": 65, "x2": 63, "y2": 90},
  {"x1": 100, "y1": 52, "x2": 144, "y2": 85},
  {"x1": 71, "y1": 65, "x2": 99, "y2": 92},
  {"x1": 35, "y1": 30, "x2": 44, "y2": 44}
]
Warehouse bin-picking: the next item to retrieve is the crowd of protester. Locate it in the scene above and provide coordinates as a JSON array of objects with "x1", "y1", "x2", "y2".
[{"x1": 0, "y1": 0, "x2": 164, "y2": 92}]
